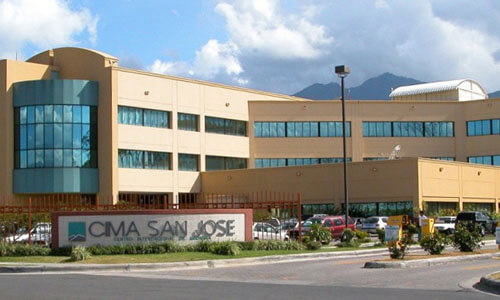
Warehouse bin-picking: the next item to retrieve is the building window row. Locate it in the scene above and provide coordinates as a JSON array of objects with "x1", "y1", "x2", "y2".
[
  {"x1": 118, "y1": 106, "x2": 170, "y2": 128},
  {"x1": 178, "y1": 113, "x2": 198, "y2": 131},
  {"x1": 118, "y1": 149, "x2": 171, "y2": 170},
  {"x1": 205, "y1": 116, "x2": 247, "y2": 136},
  {"x1": 347, "y1": 202, "x2": 413, "y2": 218},
  {"x1": 468, "y1": 155, "x2": 500, "y2": 166},
  {"x1": 14, "y1": 105, "x2": 97, "y2": 169},
  {"x1": 255, "y1": 157, "x2": 351, "y2": 168},
  {"x1": 118, "y1": 151, "x2": 245, "y2": 171},
  {"x1": 467, "y1": 119, "x2": 500, "y2": 136},
  {"x1": 254, "y1": 121, "x2": 351, "y2": 138},
  {"x1": 362, "y1": 121, "x2": 454, "y2": 137}
]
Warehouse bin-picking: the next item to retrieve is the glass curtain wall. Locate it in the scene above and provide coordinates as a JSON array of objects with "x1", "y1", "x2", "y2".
[{"x1": 14, "y1": 105, "x2": 97, "y2": 168}]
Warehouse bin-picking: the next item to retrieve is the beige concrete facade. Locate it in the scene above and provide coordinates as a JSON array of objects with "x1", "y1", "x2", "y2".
[
  {"x1": 1, "y1": 47, "x2": 499, "y2": 214},
  {"x1": 202, "y1": 158, "x2": 500, "y2": 213},
  {"x1": 249, "y1": 99, "x2": 500, "y2": 165}
]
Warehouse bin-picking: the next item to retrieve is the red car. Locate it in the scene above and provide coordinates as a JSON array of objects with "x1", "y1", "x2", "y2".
[{"x1": 321, "y1": 216, "x2": 355, "y2": 239}]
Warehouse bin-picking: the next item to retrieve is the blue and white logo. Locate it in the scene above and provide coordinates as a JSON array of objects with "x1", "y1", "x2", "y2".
[{"x1": 68, "y1": 222, "x2": 86, "y2": 242}]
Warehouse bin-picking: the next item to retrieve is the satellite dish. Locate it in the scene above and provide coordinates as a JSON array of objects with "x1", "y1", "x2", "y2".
[{"x1": 389, "y1": 145, "x2": 401, "y2": 160}]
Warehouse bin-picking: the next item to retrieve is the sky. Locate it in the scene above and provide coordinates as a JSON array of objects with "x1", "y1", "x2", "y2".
[{"x1": 2, "y1": 0, "x2": 500, "y2": 95}]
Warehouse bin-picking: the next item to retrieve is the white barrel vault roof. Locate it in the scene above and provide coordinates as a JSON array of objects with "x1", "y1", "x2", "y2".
[{"x1": 389, "y1": 79, "x2": 487, "y2": 99}]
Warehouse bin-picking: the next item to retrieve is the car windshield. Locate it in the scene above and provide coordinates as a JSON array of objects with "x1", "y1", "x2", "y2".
[
  {"x1": 365, "y1": 217, "x2": 379, "y2": 223},
  {"x1": 303, "y1": 218, "x2": 322, "y2": 227}
]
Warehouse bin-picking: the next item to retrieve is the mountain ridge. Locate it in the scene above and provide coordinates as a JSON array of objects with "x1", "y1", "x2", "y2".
[{"x1": 293, "y1": 73, "x2": 500, "y2": 100}]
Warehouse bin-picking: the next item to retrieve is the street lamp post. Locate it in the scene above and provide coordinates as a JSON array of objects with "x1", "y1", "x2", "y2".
[{"x1": 335, "y1": 65, "x2": 350, "y2": 228}]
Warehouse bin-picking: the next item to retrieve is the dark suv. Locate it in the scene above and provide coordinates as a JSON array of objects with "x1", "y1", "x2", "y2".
[{"x1": 455, "y1": 211, "x2": 497, "y2": 236}]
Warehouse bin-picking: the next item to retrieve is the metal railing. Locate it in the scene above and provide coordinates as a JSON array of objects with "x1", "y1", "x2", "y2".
[{"x1": 0, "y1": 192, "x2": 302, "y2": 246}]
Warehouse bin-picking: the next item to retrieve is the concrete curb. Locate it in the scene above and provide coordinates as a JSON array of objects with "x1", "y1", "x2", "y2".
[
  {"x1": 0, "y1": 247, "x2": 391, "y2": 274},
  {"x1": 364, "y1": 252, "x2": 500, "y2": 269},
  {"x1": 479, "y1": 272, "x2": 500, "y2": 293}
]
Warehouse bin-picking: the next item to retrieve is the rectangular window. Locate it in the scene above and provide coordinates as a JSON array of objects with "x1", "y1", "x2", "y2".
[
  {"x1": 206, "y1": 155, "x2": 247, "y2": 171},
  {"x1": 205, "y1": 116, "x2": 246, "y2": 136},
  {"x1": 118, "y1": 106, "x2": 170, "y2": 128},
  {"x1": 179, "y1": 153, "x2": 199, "y2": 171},
  {"x1": 118, "y1": 149, "x2": 171, "y2": 170},
  {"x1": 178, "y1": 113, "x2": 199, "y2": 131}
]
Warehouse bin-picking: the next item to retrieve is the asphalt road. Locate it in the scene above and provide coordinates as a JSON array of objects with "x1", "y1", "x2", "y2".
[{"x1": 0, "y1": 252, "x2": 499, "y2": 299}]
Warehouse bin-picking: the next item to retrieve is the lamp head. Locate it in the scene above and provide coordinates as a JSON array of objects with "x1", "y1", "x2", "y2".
[{"x1": 335, "y1": 65, "x2": 350, "y2": 77}]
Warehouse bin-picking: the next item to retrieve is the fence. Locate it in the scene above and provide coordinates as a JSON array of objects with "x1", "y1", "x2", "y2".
[{"x1": 0, "y1": 192, "x2": 302, "y2": 246}]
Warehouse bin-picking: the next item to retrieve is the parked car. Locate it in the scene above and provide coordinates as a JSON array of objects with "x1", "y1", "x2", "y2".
[
  {"x1": 288, "y1": 216, "x2": 325, "y2": 240},
  {"x1": 353, "y1": 218, "x2": 365, "y2": 230},
  {"x1": 433, "y1": 216, "x2": 456, "y2": 234},
  {"x1": 6, "y1": 222, "x2": 51, "y2": 246},
  {"x1": 280, "y1": 219, "x2": 298, "y2": 231},
  {"x1": 361, "y1": 216, "x2": 388, "y2": 233},
  {"x1": 321, "y1": 216, "x2": 356, "y2": 240},
  {"x1": 456, "y1": 211, "x2": 497, "y2": 236},
  {"x1": 253, "y1": 223, "x2": 289, "y2": 241}
]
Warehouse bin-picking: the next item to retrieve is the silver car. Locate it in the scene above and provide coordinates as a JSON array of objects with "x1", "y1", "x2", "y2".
[{"x1": 361, "y1": 216, "x2": 388, "y2": 233}]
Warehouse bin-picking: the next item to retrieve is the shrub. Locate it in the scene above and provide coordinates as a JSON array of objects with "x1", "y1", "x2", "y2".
[
  {"x1": 306, "y1": 224, "x2": 332, "y2": 245},
  {"x1": 354, "y1": 230, "x2": 368, "y2": 240},
  {"x1": 419, "y1": 232, "x2": 449, "y2": 255},
  {"x1": 238, "y1": 241, "x2": 258, "y2": 251},
  {"x1": 51, "y1": 247, "x2": 73, "y2": 256},
  {"x1": 194, "y1": 240, "x2": 215, "y2": 252},
  {"x1": 305, "y1": 241, "x2": 321, "y2": 250},
  {"x1": 0, "y1": 243, "x2": 51, "y2": 257},
  {"x1": 340, "y1": 228, "x2": 355, "y2": 243},
  {"x1": 451, "y1": 224, "x2": 484, "y2": 252},
  {"x1": 210, "y1": 242, "x2": 241, "y2": 256},
  {"x1": 376, "y1": 228, "x2": 385, "y2": 244},
  {"x1": 388, "y1": 234, "x2": 411, "y2": 259},
  {"x1": 70, "y1": 246, "x2": 91, "y2": 262}
]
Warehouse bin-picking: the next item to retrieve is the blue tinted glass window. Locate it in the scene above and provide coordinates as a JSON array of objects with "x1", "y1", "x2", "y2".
[
  {"x1": 54, "y1": 105, "x2": 63, "y2": 123},
  {"x1": 484, "y1": 156, "x2": 492, "y2": 165},
  {"x1": 269, "y1": 122, "x2": 277, "y2": 137},
  {"x1": 482, "y1": 120, "x2": 491, "y2": 135},
  {"x1": 73, "y1": 106, "x2": 82, "y2": 123},
  {"x1": 362, "y1": 122, "x2": 369, "y2": 137},
  {"x1": 329, "y1": 122, "x2": 336, "y2": 137},
  {"x1": 415, "y1": 122, "x2": 424, "y2": 137},
  {"x1": 262, "y1": 122, "x2": 270, "y2": 137},
  {"x1": 63, "y1": 105, "x2": 72, "y2": 123},
  {"x1": 35, "y1": 106, "x2": 44, "y2": 123},
  {"x1": 346, "y1": 122, "x2": 351, "y2": 137},
  {"x1": 303, "y1": 122, "x2": 310, "y2": 137},
  {"x1": 295, "y1": 122, "x2": 303, "y2": 137},
  {"x1": 44, "y1": 150, "x2": 53, "y2": 168},
  {"x1": 393, "y1": 122, "x2": 401, "y2": 136},
  {"x1": 277, "y1": 122, "x2": 285, "y2": 137},
  {"x1": 27, "y1": 125, "x2": 35, "y2": 149},
  {"x1": 15, "y1": 105, "x2": 97, "y2": 169},
  {"x1": 35, "y1": 124, "x2": 44, "y2": 149},
  {"x1": 408, "y1": 122, "x2": 416, "y2": 137},
  {"x1": 493, "y1": 156, "x2": 500, "y2": 166},
  {"x1": 254, "y1": 122, "x2": 262, "y2": 137},
  {"x1": 492, "y1": 120, "x2": 500, "y2": 134},
  {"x1": 20, "y1": 107, "x2": 27, "y2": 124},
  {"x1": 310, "y1": 122, "x2": 319, "y2": 137},
  {"x1": 54, "y1": 150, "x2": 63, "y2": 167},
  {"x1": 27, "y1": 106, "x2": 35, "y2": 124},
  {"x1": 467, "y1": 121, "x2": 474, "y2": 136},
  {"x1": 446, "y1": 122, "x2": 453, "y2": 137}
]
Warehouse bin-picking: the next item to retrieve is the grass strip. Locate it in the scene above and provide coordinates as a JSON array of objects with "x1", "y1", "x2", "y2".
[{"x1": 0, "y1": 245, "x2": 384, "y2": 264}]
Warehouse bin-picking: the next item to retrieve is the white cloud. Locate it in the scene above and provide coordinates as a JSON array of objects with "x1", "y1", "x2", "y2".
[
  {"x1": 0, "y1": 0, "x2": 98, "y2": 59},
  {"x1": 215, "y1": 0, "x2": 332, "y2": 59},
  {"x1": 149, "y1": 60, "x2": 187, "y2": 76},
  {"x1": 149, "y1": 0, "x2": 500, "y2": 94}
]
